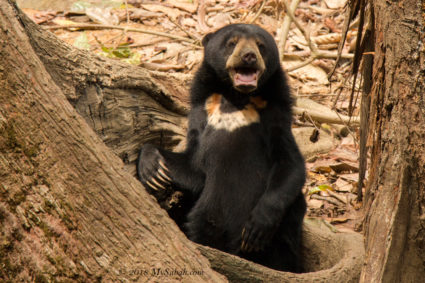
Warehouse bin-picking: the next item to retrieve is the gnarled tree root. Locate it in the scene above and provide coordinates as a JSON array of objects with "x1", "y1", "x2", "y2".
[{"x1": 198, "y1": 220, "x2": 364, "y2": 282}]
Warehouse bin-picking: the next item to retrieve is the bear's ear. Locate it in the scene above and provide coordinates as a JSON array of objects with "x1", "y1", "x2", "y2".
[{"x1": 202, "y1": 32, "x2": 214, "y2": 47}]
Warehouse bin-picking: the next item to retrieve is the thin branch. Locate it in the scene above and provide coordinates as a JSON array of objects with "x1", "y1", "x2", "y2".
[
  {"x1": 310, "y1": 194, "x2": 343, "y2": 206},
  {"x1": 286, "y1": 57, "x2": 315, "y2": 72},
  {"x1": 282, "y1": 0, "x2": 319, "y2": 54},
  {"x1": 278, "y1": 0, "x2": 302, "y2": 60},
  {"x1": 249, "y1": 0, "x2": 268, "y2": 24},
  {"x1": 327, "y1": 190, "x2": 348, "y2": 204},
  {"x1": 168, "y1": 16, "x2": 201, "y2": 42},
  {"x1": 315, "y1": 51, "x2": 354, "y2": 59},
  {"x1": 45, "y1": 24, "x2": 197, "y2": 45},
  {"x1": 293, "y1": 106, "x2": 360, "y2": 127},
  {"x1": 283, "y1": 51, "x2": 353, "y2": 59},
  {"x1": 286, "y1": 52, "x2": 353, "y2": 73},
  {"x1": 280, "y1": 1, "x2": 354, "y2": 73}
]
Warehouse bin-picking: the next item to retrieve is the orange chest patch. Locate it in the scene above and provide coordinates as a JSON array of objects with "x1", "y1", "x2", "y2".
[{"x1": 205, "y1": 94, "x2": 267, "y2": 132}]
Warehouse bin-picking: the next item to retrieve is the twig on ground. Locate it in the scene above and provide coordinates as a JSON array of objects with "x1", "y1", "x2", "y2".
[
  {"x1": 141, "y1": 62, "x2": 186, "y2": 71},
  {"x1": 280, "y1": 0, "x2": 353, "y2": 72},
  {"x1": 284, "y1": 51, "x2": 354, "y2": 60},
  {"x1": 327, "y1": 190, "x2": 348, "y2": 204},
  {"x1": 168, "y1": 16, "x2": 201, "y2": 42},
  {"x1": 293, "y1": 106, "x2": 360, "y2": 127},
  {"x1": 311, "y1": 194, "x2": 343, "y2": 206},
  {"x1": 278, "y1": 0, "x2": 302, "y2": 60},
  {"x1": 46, "y1": 24, "x2": 197, "y2": 45},
  {"x1": 286, "y1": 57, "x2": 315, "y2": 72},
  {"x1": 282, "y1": 0, "x2": 319, "y2": 54},
  {"x1": 249, "y1": 0, "x2": 268, "y2": 24}
]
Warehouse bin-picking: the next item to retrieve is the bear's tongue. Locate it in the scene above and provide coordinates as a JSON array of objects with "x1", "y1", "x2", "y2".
[{"x1": 234, "y1": 70, "x2": 257, "y2": 86}]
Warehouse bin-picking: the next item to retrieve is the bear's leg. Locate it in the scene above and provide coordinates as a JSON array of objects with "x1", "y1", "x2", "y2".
[
  {"x1": 269, "y1": 228, "x2": 303, "y2": 273},
  {"x1": 271, "y1": 194, "x2": 306, "y2": 272},
  {"x1": 184, "y1": 201, "x2": 230, "y2": 251},
  {"x1": 241, "y1": 194, "x2": 306, "y2": 272}
]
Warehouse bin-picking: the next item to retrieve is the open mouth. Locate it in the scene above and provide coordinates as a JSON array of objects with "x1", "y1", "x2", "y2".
[{"x1": 229, "y1": 67, "x2": 262, "y2": 93}]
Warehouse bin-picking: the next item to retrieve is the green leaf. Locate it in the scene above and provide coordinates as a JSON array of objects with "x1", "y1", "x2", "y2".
[
  {"x1": 111, "y1": 45, "x2": 132, "y2": 58},
  {"x1": 308, "y1": 184, "x2": 333, "y2": 195},
  {"x1": 98, "y1": 43, "x2": 138, "y2": 63},
  {"x1": 318, "y1": 184, "x2": 334, "y2": 191}
]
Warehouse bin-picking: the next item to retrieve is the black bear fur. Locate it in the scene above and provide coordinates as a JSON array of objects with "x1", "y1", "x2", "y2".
[{"x1": 137, "y1": 24, "x2": 306, "y2": 272}]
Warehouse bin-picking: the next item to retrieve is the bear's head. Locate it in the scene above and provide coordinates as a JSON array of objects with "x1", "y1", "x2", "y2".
[{"x1": 202, "y1": 24, "x2": 280, "y2": 94}]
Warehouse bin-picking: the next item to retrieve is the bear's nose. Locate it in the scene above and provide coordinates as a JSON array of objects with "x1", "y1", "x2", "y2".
[{"x1": 242, "y1": 51, "x2": 257, "y2": 65}]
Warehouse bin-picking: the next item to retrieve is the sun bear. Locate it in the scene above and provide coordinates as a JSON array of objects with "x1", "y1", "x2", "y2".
[{"x1": 137, "y1": 24, "x2": 306, "y2": 272}]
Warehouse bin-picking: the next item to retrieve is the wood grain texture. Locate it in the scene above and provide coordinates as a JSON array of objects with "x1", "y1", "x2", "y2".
[{"x1": 361, "y1": 0, "x2": 425, "y2": 282}]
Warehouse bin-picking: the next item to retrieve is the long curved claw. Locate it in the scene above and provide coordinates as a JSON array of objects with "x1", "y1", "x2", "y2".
[
  {"x1": 157, "y1": 167, "x2": 172, "y2": 182},
  {"x1": 146, "y1": 179, "x2": 165, "y2": 191},
  {"x1": 159, "y1": 159, "x2": 170, "y2": 173},
  {"x1": 151, "y1": 177, "x2": 166, "y2": 190},
  {"x1": 241, "y1": 240, "x2": 247, "y2": 252},
  {"x1": 145, "y1": 180, "x2": 157, "y2": 191},
  {"x1": 155, "y1": 172, "x2": 169, "y2": 184}
]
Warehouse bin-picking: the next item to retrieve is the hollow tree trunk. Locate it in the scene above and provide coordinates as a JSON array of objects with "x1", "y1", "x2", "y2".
[
  {"x1": 361, "y1": 0, "x2": 425, "y2": 282},
  {"x1": 1, "y1": 1, "x2": 365, "y2": 282}
]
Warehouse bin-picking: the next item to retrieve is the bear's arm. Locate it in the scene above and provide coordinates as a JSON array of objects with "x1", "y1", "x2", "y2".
[
  {"x1": 241, "y1": 117, "x2": 306, "y2": 252},
  {"x1": 137, "y1": 105, "x2": 206, "y2": 195}
]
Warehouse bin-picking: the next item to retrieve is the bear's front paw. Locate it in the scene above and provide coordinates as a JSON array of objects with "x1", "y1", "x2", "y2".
[
  {"x1": 138, "y1": 145, "x2": 172, "y2": 191},
  {"x1": 241, "y1": 217, "x2": 277, "y2": 253}
]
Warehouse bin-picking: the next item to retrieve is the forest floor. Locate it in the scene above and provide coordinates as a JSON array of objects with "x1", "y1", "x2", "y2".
[{"x1": 19, "y1": 0, "x2": 364, "y2": 233}]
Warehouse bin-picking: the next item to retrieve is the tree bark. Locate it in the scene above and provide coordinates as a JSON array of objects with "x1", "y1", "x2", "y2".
[
  {"x1": 361, "y1": 0, "x2": 425, "y2": 282},
  {"x1": 1, "y1": 1, "x2": 364, "y2": 282}
]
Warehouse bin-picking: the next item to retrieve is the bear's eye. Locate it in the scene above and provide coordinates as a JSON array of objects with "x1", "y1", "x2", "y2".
[
  {"x1": 256, "y1": 40, "x2": 265, "y2": 52},
  {"x1": 226, "y1": 37, "x2": 238, "y2": 49}
]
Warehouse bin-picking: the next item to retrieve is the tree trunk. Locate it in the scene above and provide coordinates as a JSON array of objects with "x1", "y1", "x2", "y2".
[
  {"x1": 361, "y1": 0, "x2": 425, "y2": 282},
  {"x1": 1, "y1": 1, "x2": 364, "y2": 282}
]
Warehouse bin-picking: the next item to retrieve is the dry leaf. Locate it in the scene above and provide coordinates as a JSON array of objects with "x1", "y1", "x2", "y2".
[
  {"x1": 329, "y1": 162, "x2": 359, "y2": 173},
  {"x1": 334, "y1": 178, "x2": 353, "y2": 192},
  {"x1": 207, "y1": 13, "x2": 233, "y2": 29},
  {"x1": 166, "y1": 0, "x2": 198, "y2": 14},
  {"x1": 284, "y1": 59, "x2": 329, "y2": 84},
  {"x1": 141, "y1": 4, "x2": 183, "y2": 20},
  {"x1": 313, "y1": 166, "x2": 332, "y2": 174},
  {"x1": 308, "y1": 199, "x2": 324, "y2": 209},
  {"x1": 22, "y1": 9, "x2": 57, "y2": 24},
  {"x1": 86, "y1": 7, "x2": 119, "y2": 25},
  {"x1": 329, "y1": 217, "x2": 349, "y2": 224},
  {"x1": 324, "y1": 0, "x2": 348, "y2": 9}
]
